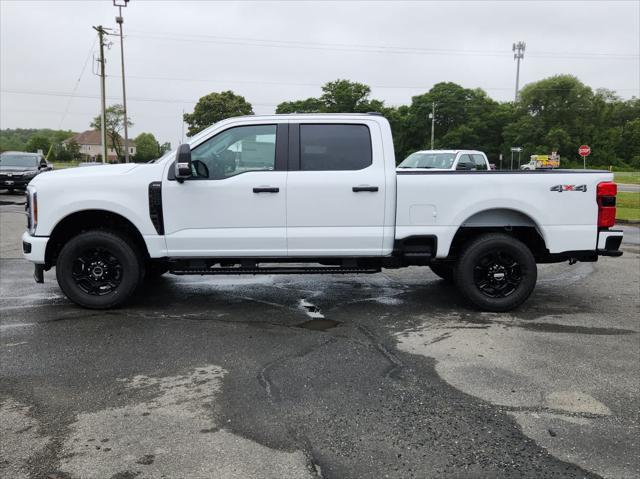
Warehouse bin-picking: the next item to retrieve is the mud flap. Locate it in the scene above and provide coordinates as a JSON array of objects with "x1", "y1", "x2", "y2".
[{"x1": 34, "y1": 264, "x2": 44, "y2": 283}]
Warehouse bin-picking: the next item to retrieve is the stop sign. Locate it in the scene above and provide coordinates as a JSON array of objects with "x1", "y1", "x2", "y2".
[{"x1": 579, "y1": 145, "x2": 591, "y2": 157}]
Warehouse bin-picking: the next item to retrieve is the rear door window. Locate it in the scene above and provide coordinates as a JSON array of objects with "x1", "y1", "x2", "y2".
[
  {"x1": 456, "y1": 154, "x2": 474, "y2": 170},
  {"x1": 472, "y1": 154, "x2": 487, "y2": 170},
  {"x1": 299, "y1": 124, "x2": 372, "y2": 171}
]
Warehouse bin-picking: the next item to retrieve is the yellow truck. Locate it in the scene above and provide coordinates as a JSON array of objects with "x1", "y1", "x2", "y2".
[{"x1": 521, "y1": 152, "x2": 560, "y2": 170}]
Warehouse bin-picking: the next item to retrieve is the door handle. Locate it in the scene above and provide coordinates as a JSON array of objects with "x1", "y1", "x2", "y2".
[
  {"x1": 253, "y1": 187, "x2": 279, "y2": 193},
  {"x1": 352, "y1": 186, "x2": 379, "y2": 192}
]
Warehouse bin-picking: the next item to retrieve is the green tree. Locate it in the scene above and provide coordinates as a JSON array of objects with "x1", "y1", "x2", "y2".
[
  {"x1": 91, "y1": 104, "x2": 133, "y2": 162},
  {"x1": 276, "y1": 97, "x2": 325, "y2": 114},
  {"x1": 183, "y1": 91, "x2": 253, "y2": 137},
  {"x1": 25, "y1": 135, "x2": 50, "y2": 154},
  {"x1": 275, "y1": 80, "x2": 386, "y2": 115},
  {"x1": 159, "y1": 142, "x2": 172, "y2": 155},
  {"x1": 320, "y1": 79, "x2": 373, "y2": 112},
  {"x1": 133, "y1": 132, "x2": 160, "y2": 163}
]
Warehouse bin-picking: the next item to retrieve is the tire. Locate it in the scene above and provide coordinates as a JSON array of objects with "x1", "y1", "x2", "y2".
[
  {"x1": 145, "y1": 259, "x2": 169, "y2": 279},
  {"x1": 429, "y1": 262, "x2": 455, "y2": 283},
  {"x1": 454, "y1": 233, "x2": 537, "y2": 312},
  {"x1": 56, "y1": 230, "x2": 142, "y2": 309}
]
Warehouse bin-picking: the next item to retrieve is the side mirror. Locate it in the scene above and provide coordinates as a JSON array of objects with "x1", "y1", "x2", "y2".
[
  {"x1": 174, "y1": 144, "x2": 192, "y2": 182},
  {"x1": 456, "y1": 162, "x2": 470, "y2": 170}
]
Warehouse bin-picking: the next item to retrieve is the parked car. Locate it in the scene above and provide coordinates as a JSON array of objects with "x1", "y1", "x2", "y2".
[
  {"x1": 0, "y1": 151, "x2": 51, "y2": 192},
  {"x1": 397, "y1": 149, "x2": 490, "y2": 171},
  {"x1": 22, "y1": 114, "x2": 622, "y2": 312}
]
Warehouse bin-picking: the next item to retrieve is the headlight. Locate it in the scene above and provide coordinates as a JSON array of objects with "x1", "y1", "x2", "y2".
[
  {"x1": 27, "y1": 187, "x2": 37, "y2": 235},
  {"x1": 24, "y1": 171, "x2": 37, "y2": 178}
]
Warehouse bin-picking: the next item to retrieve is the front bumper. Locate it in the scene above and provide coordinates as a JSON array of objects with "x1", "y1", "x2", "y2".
[
  {"x1": 597, "y1": 229, "x2": 623, "y2": 257},
  {"x1": 22, "y1": 231, "x2": 48, "y2": 264},
  {"x1": 0, "y1": 175, "x2": 32, "y2": 189}
]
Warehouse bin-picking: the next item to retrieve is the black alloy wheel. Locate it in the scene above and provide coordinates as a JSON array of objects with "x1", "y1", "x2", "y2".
[{"x1": 455, "y1": 233, "x2": 537, "y2": 312}]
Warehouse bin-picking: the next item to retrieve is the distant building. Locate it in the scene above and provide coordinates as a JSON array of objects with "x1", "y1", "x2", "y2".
[{"x1": 65, "y1": 130, "x2": 136, "y2": 162}]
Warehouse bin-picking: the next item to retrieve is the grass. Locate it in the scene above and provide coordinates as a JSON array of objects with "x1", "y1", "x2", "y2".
[
  {"x1": 51, "y1": 161, "x2": 80, "y2": 169},
  {"x1": 617, "y1": 192, "x2": 640, "y2": 222},
  {"x1": 614, "y1": 171, "x2": 640, "y2": 185}
]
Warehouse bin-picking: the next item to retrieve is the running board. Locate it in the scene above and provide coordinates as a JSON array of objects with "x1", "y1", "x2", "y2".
[{"x1": 170, "y1": 266, "x2": 380, "y2": 275}]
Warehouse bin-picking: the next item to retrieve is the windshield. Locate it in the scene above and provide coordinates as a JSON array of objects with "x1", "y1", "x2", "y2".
[
  {"x1": 398, "y1": 152, "x2": 456, "y2": 169},
  {"x1": 0, "y1": 154, "x2": 39, "y2": 168}
]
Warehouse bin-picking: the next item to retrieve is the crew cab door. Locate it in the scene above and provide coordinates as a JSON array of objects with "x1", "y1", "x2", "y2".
[
  {"x1": 162, "y1": 123, "x2": 288, "y2": 257},
  {"x1": 286, "y1": 122, "x2": 386, "y2": 256}
]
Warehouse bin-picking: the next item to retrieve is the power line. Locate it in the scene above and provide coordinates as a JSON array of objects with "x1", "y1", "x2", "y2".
[
  {"x1": 0, "y1": 88, "x2": 278, "y2": 108},
  {"x1": 126, "y1": 30, "x2": 639, "y2": 60},
  {"x1": 57, "y1": 37, "x2": 97, "y2": 129},
  {"x1": 114, "y1": 73, "x2": 639, "y2": 93}
]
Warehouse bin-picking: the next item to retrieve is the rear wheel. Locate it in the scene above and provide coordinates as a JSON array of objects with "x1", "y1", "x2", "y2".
[
  {"x1": 429, "y1": 262, "x2": 455, "y2": 283},
  {"x1": 455, "y1": 233, "x2": 537, "y2": 312},
  {"x1": 56, "y1": 230, "x2": 141, "y2": 309}
]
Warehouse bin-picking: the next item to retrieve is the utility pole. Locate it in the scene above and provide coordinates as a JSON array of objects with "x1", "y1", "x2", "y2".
[
  {"x1": 113, "y1": 0, "x2": 130, "y2": 163},
  {"x1": 512, "y1": 41, "x2": 526, "y2": 102},
  {"x1": 429, "y1": 102, "x2": 435, "y2": 149},
  {"x1": 93, "y1": 25, "x2": 108, "y2": 164}
]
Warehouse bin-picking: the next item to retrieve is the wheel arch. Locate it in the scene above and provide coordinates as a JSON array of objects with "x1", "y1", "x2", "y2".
[
  {"x1": 447, "y1": 208, "x2": 548, "y2": 260},
  {"x1": 45, "y1": 209, "x2": 149, "y2": 268}
]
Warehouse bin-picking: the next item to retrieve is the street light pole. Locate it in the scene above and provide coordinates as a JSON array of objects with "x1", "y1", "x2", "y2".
[
  {"x1": 114, "y1": 0, "x2": 130, "y2": 163},
  {"x1": 512, "y1": 41, "x2": 526, "y2": 102}
]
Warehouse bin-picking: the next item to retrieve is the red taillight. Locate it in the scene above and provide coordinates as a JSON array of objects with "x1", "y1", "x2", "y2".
[{"x1": 597, "y1": 181, "x2": 617, "y2": 228}]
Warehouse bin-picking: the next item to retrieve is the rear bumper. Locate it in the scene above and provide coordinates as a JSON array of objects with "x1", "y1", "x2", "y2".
[
  {"x1": 22, "y1": 231, "x2": 48, "y2": 264},
  {"x1": 597, "y1": 229, "x2": 623, "y2": 257}
]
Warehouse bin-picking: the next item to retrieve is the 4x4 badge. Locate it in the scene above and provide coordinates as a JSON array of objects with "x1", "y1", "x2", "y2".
[{"x1": 550, "y1": 184, "x2": 587, "y2": 192}]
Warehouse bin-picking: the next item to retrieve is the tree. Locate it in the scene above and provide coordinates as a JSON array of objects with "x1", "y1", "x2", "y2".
[
  {"x1": 183, "y1": 91, "x2": 253, "y2": 137},
  {"x1": 133, "y1": 132, "x2": 160, "y2": 163},
  {"x1": 276, "y1": 97, "x2": 325, "y2": 114},
  {"x1": 91, "y1": 104, "x2": 133, "y2": 162},
  {"x1": 159, "y1": 142, "x2": 172, "y2": 155},
  {"x1": 25, "y1": 135, "x2": 50, "y2": 154},
  {"x1": 275, "y1": 79, "x2": 387, "y2": 116},
  {"x1": 320, "y1": 79, "x2": 374, "y2": 112}
]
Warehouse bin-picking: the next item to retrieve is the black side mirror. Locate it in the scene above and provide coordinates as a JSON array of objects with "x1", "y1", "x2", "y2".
[
  {"x1": 174, "y1": 144, "x2": 192, "y2": 182},
  {"x1": 456, "y1": 162, "x2": 471, "y2": 170}
]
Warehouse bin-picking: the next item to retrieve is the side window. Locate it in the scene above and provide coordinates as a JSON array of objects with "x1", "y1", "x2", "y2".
[
  {"x1": 472, "y1": 154, "x2": 487, "y2": 170},
  {"x1": 456, "y1": 154, "x2": 474, "y2": 170},
  {"x1": 191, "y1": 124, "x2": 276, "y2": 179},
  {"x1": 300, "y1": 124, "x2": 372, "y2": 171}
]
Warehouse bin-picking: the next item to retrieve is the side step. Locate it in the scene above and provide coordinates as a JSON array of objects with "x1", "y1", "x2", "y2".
[{"x1": 170, "y1": 266, "x2": 380, "y2": 275}]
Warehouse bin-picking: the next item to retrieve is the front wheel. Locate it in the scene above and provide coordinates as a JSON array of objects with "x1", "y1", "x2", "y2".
[
  {"x1": 56, "y1": 230, "x2": 142, "y2": 309},
  {"x1": 455, "y1": 233, "x2": 537, "y2": 312}
]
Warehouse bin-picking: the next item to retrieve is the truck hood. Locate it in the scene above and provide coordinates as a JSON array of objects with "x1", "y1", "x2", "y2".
[
  {"x1": 29, "y1": 163, "x2": 139, "y2": 186},
  {"x1": 0, "y1": 165, "x2": 38, "y2": 173}
]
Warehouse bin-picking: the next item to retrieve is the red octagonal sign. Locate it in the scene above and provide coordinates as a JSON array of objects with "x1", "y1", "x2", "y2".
[{"x1": 579, "y1": 145, "x2": 591, "y2": 157}]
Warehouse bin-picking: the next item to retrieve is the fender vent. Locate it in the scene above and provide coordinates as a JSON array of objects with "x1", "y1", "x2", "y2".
[{"x1": 148, "y1": 182, "x2": 164, "y2": 235}]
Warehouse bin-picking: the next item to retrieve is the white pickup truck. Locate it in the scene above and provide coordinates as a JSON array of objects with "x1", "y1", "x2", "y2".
[
  {"x1": 397, "y1": 149, "x2": 491, "y2": 171},
  {"x1": 22, "y1": 113, "x2": 623, "y2": 311}
]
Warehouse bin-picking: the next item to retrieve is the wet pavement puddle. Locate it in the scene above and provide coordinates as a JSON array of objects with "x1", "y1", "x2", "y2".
[{"x1": 296, "y1": 318, "x2": 341, "y2": 331}]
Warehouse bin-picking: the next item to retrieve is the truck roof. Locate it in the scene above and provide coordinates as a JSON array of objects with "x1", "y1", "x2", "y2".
[{"x1": 188, "y1": 113, "x2": 391, "y2": 144}]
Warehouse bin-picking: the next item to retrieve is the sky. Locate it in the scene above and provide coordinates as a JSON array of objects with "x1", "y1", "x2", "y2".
[{"x1": 1, "y1": 0, "x2": 639, "y2": 146}]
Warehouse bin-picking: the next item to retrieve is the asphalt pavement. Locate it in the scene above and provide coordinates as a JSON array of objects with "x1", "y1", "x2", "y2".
[
  {"x1": 618, "y1": 183, "x2": 640, "y2": 193},
  {"x1": 1, "y1": 191, "x2": 639, "y2": 479}
]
